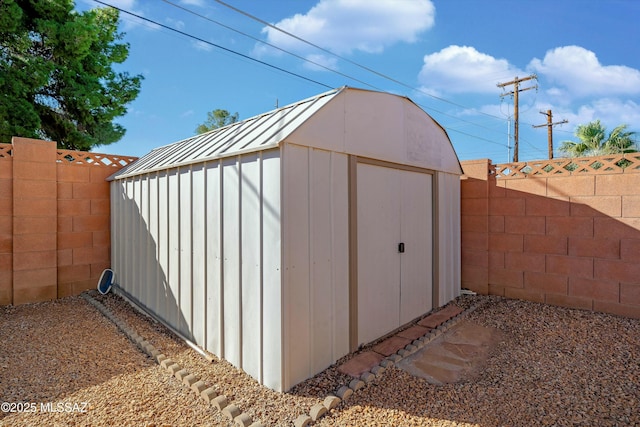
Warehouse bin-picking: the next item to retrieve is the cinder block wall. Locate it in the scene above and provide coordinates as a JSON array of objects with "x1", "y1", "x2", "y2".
[
  {"x1": 461, "y1": 157, "x2": 640, "y2": 319},
  {"x1": 0, "y1": 137, "x2": 136, "y2": 305}
]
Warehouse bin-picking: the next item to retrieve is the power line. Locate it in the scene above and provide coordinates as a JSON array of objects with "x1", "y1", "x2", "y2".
[
  {"x1": 159, "y1": 0, "x2": 379, "y2": 91},
  {"x1": 212, "y1": 0, "x2": 510, "y2": 123},
  {"x1": 93, "y1": 0, "x2": 334, "y2": 90},
  {"x1": 95, "y1": 0, "x2": 514, "y2": 150}
]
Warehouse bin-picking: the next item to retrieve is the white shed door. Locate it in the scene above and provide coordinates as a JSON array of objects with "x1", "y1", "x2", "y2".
[{"x1": 357, "y1": 163, "x2": 433, "y2": 345}]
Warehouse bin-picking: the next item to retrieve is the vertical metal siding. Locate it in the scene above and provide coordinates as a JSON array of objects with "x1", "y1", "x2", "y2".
[
  {"x1": 111, "y1": 149, "x2": 285, "y2": 390},
  {"x1": 179, "y1": 168, "x2": 192, "y2": 338},
  {"x1": 240, "y1": 152, "x2": 263, "y2": 381},
  {"x1": 222, "y1": 156, "x2": 241, "y2": 367},
  {"x1": 260, "y1": 150, "x2": 283, "y2": 390},
  {"x1": 167, "y1": 169, "x2": 180, "y2": 330},
  {"x1": 191, "y1": 165, "x2": 206, "y2": 346},
  {"x1": 204, "y1": 162, "x2": 223, "y2": 357},
  {"x1": 157, "y1": 171, "x2": 170, "y2": 323},
  {"x1": 282, "y1": 144, "x2": 350, "y2": 388},
  {"x1": 437, "y1": 172, "x2": 461, "y2": 305}
]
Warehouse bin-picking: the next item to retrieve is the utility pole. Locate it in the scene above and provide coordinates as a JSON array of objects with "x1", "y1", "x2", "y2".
[
  {"x1": 533, "y1": 110, "x2": 568, "y2": 159},
  {"x1": 497, "y1": 74, "x2": 537, "y2": 162}
]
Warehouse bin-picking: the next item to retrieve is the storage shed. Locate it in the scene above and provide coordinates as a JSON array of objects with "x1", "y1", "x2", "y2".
[{"x1": 109, "y1": 87, "x2": 462, "y2": 391}]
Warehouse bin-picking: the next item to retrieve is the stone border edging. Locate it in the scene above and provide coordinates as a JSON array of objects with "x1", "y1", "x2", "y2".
[
  {"x1": 293, "y1": 300, "x2": 486, "y2": 427},
  {"x1": 81, "y1": 292, "x2": 264, "y2": 427}
]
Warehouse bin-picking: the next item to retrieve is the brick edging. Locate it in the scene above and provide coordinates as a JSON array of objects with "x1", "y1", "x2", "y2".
[
  {"x1": 292, "y1": 300, "x2": 487, "y2": 427},
  {"x1": 81, "y1": 292, "x2": 264, "y2": 427}
]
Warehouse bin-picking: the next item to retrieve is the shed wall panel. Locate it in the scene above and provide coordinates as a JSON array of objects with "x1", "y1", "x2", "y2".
[
  {"x1": 205, "y1": 162, "x2": 222, "y2": 356},
  {"x1": 261, "y1": 150, "x2": 283, "y2": 390},
  {"x1": 310, "y1": 150, "x2": 333, "y2": 371},
  {"x1": 222, "y1": 157, "x2": 241, "y2": 366},
  {"x1": 157, "y1": 171, "x2": 170, "y2": 323},
  {"x1": 191, "y1": 165, "x2": 206, "y2": 345},
  {"x1": 167, "y1": 170, "x2": 181, "y2": 329},
  {"x1": 179, "y1": 168, "x2": 193, "y2": 337},
  {"x1": 330, "y1": 154, "x2": 350, "y2": 360},
  {"x1": 148, "y1": 174, "x2": 159, "y2": 315},
  {"x1": 437, "y1": 172, "x2": 462, "y2": 305},
  {"x1": 282, "y1": 144, "x2": 350, "y2": 389},
  {"x1": 240, "y1": 153, "x2": 263, "y2": 381},
  {"x1": 283, "y1": 144, "x2": 311, "y2": 388},
  {"x1": 125, "y1": 179, "x2": 136, "y2": 300}
]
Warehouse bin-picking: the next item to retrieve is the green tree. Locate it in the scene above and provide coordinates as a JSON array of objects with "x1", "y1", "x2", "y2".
[
  {"x1": 559, "y1": 120, "x2": 637, "y2": 157},
  {"x1": 0, "y1": 0, "x2": 143, "y2": 151},
  {"x1": 195, "y1": 109, "x2": 239, "y2": 134}
]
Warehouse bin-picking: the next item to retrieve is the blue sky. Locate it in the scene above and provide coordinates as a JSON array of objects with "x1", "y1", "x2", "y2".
[{"x1": 81, "y1": 0, "x2": 640, "y2": 162}]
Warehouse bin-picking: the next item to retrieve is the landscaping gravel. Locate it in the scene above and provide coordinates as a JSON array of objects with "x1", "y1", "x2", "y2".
[{"x1": 1, "y1": 293, "x2": 638, "y2": 426}]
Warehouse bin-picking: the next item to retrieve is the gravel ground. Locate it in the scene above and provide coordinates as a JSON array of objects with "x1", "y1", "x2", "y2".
[{"x1": 1, "y1": 293, "x2": 638, "y2": 426}]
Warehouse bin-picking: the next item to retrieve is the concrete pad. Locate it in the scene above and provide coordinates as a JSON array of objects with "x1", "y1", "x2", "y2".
[
  {"x1": 337, "y1": 351, "x2": 384, "y2": 377},
  {"x1": 397, "y1": 320, "x2": 501, "y2": 385},
  {"x1": 397, "y1": 324, "x2": 431, "y2": 340},
  {"x1": 418, "y1": 304, "x2": 463, "y2": 328},
  {"x1": 372, "y1": 336, "x2": 411, "y2": 356}
]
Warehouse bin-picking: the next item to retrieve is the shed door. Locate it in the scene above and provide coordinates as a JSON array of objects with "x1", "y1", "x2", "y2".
[{"x1": 356, "y1": 163, "x2": 432, "y2": 345}]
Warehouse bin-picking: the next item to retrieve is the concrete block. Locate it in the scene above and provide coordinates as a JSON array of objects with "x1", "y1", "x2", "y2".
[
  {"x1": 191, "y1": 380, "x2": 208, "y2": 395},
  {"x1": 212, "y1": 395, "x2": 228, "y2": 411},
  {"x1": 150, "y1": 349, "x2": 160, "y2": 358},
  {"x1": 349, "y1": 379, "x2": 364, "y2": 391},
  {"x1": 182, "y1": 374, "x2": 198, "y2": 387},
  {"x1": 405, "y1": 344, "x2": 417, "y2": 352},
  {"x1": 388, "y1": 354, "x2": 402, "y2": 362},
  {"x1": 336, "y1": 385, "x2": 353, "y2": 400},
  {"x1": 175, "y1": 369, "x2": 189, "y2": 381},
  {"x1": 234, "y1": 413, "x2": 253, "y2": 427},
  {"x1": 323, "y1": 395, "x2": 340, "y2": 410},
  {"x1": 294, "y1": 414, "x2": 312, "y2": 427},
  {"x1": 156, "y1": 354, "x2": 167, "y2": 364},
  {"x1": 201, "y1": 387, "x2": 218, "y2": 403},
  {"x1": 222, "y1": 404, "x2": 241, "y2": 421},
  {"x1": 397, "y1": 349, "x2": 410, "y2": 357},
  {"x1": 168, "y1": 364, "x2": 182, "y2": 375},
  {"x1": 360, "y1": 372, "x2": 376, "y2": 383},
  {"x1": 380, "y1": 359, "x2": 395, "y2": 368},
  {"x1": 310, "y1": 403, "x2": 328, "y2": 421},
  {"x1": 160, "y1": 358, "x2": 174, "y2": 369},
  {"x1": 371, "y1": 365, "x2": 385, "y2": 377}
]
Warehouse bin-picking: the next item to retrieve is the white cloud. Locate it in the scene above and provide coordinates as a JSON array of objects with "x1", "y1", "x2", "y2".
[
  {"x1": 418, "y1": 45, "x2": 524, "y2": 94},
  {"x1": 105, "y1": 0, "x2": 137, "y2": 8},
  {"x1": 259, "y1": 0, "x2": 435, "y2": 57},
  {"x1": 192, "y1": 40, "x2": 213, "y2": 52},
  {"x1": 165, "y1": 18, "x2": 185, "y2": 31},
  {"x1": 180, "y1": 0, "x2": 205, "y2": 6},
  {"x1": 529, "y1": 46, "x2": 640, "y2": 98},
  {"x1": 302, "y1": 54, "x2": 338, "y2": 71},
  {"x1": 564, "y1": 98, "x2": 640, "y2": 128}
]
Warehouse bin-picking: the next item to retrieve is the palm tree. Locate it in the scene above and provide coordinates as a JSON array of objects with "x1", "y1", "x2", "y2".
[{"x1": 559, "y1": 120, "x2": 637, "y2": 157}]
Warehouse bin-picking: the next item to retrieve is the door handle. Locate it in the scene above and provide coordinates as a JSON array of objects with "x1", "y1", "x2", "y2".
[{"x1": 398, "y1": 242, "x2": 405, "y2": 253}]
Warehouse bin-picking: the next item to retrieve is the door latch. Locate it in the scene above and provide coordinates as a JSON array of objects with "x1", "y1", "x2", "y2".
[{"x1": 398, "y1": 242, "x2": 405, "y2": 253}]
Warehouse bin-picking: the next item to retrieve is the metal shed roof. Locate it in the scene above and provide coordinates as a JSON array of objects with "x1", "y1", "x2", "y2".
[
  {"x1": 110, "y1": 87, "x2": 341, "y2": 180},
  {"x1": 111, "y1": 86, "x2": 462, "y2": 180}
]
